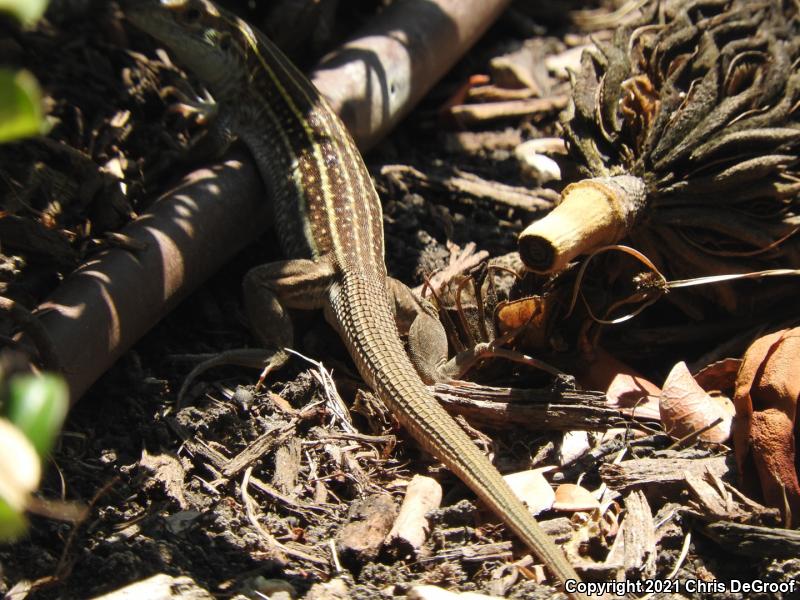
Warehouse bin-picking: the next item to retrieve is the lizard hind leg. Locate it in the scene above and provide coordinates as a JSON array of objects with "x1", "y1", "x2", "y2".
[
  {"x1": 242, "y1": 257, "x2": 336, "y2": 382},
  {"x1": 388, "y1": 278, "x2": 450, "y2": 385},
  {"x1": 176, "y1": 258, "x2": 335, "y2": 407}
]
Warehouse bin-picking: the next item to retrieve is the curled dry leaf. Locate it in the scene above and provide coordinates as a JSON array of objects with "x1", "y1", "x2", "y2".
[
  {"x1": 552, "y1": 483, "x2": 599, "y2": 512},
  {"x1": 693, "y1": 358, "x2": 742, "y2": 399},
  {"x1": 733, "y1": 328, "x2": 800, "y2": 525},
  {"x1": 659, "y1": 361, "x2": 734, "y2": 443}
]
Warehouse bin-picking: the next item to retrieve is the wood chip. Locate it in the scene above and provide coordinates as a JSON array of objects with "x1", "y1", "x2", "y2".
[
  {"x1": 605, "y1": 490, "x2": 656, "y2": 579},
  {"x1": 503, "y1": 470, "x2": 555, "y2": 515},
  {"x1": 336, "y1": 494, "x2": 397, "y2": 562},
  {"x1": 685, "y1": 469, "x2": 777, "y2": 523},
  {"x1": 702, "y1": 521, "x2": 800, "y2": 558},
  {"x1": 459, "y1": 541, "x2": 514, "y2": 563},
  {"x1": 381, "y1": 164, "x2": 557, "y2": 212},
  {"x1": 445, "y1": 96, "x2": 569, "y2": 126},
  {"x1": 559, "y1": 430, "x2": 590, "y2": 465},
  {"x1": 222, "y1": 422, "x2": 295, "y2": 479},
  {"x1": 272, "y1": 438, "x2": 302, "y2": 496},
  {"x1": 304, "y1": 578, "x2": 350, "y2": 600},
  {"x1": 89, "y1": 574, "x2": 213, "y2": 600},
  {"x1": 433, "y1": 380, "x2": 621, "y2": 431},
  {"x1": 467, "y1": 84, "x2": 538, "y2": 102},
  {"x1": 442, "y1": 129, "x2": 523, "y2": 154},
  {"x1": 138, "y1": 449, "x2": 188, "y2": 509},
  {"x1": 385, "y1": 475, "x2": 442, "y2": 554},
  {"x1": 408, "y1": 586, "x2": 503, "y2": 600},
  {"x1": 600, "y1": 455, "x2": 735, "y2": 494}
]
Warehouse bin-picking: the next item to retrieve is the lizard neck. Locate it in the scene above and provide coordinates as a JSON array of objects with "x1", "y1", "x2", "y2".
[{"x1": 229, "y1": 30, "x2": 386, "y2": 276}]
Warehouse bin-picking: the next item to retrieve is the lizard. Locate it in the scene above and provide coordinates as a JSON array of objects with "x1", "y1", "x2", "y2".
[{"x1": 123, "y1": 1, "x2": 587, "y2": 596}]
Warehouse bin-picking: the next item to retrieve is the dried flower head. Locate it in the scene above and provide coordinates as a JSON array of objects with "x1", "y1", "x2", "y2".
[{"x1": 520, "y1": 0, "x2": 800, "y2": 314}]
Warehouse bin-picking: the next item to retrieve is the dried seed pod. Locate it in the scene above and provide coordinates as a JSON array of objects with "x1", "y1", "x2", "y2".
[{"x1": 520, "y1": 0, "x2": 800, "y2": 312}]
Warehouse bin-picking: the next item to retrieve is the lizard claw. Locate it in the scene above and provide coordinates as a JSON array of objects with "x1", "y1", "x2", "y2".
[{"x1": 176, "y1": 347, "x2": 289, "y2": 408}]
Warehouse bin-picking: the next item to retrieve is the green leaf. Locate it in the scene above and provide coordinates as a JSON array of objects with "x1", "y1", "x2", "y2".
[
  {"x1": 0, "y1": 418, "x2": 39, "y2": 541},
  {"x1": 0, "y1": 497, "x2": 28, "y2": 541},
  {"x1": 0, "y1": 0, "x2": 49, "y2": 25},
  {"x1": 0, "y1": 69, "x2": 45, "y2": 143},
  {"x1": 6, "y1": 374, "x2": 69, "y2": 458}
]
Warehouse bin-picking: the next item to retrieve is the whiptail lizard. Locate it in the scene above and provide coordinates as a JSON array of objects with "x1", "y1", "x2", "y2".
[{"x1": 124, "y1": 1, "x2": 587, "y2": 596}]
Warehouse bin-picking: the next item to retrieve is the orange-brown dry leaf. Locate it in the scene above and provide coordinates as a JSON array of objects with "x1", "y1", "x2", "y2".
[
  {"x1": 552, "y1": 483, "x2": 599, "y2": 512},
  {"x1": 733, "y1": 328, "x2": 800, "y2": 525},
  {"x1": 496, "y1": 297, "x2": 540, "y2": 329},
  {"x1": 693, "y1": 358, "x2": 742, "y2": 399},
  {"x1": 576, "y1": 347, "x2": 661, "y2": 421},
  {"x1": 496, "y1": 295, "x2": 551, "y2": 351},
  {"x1": 660, "y1": 361, "x2": 734, "y2": 443}
]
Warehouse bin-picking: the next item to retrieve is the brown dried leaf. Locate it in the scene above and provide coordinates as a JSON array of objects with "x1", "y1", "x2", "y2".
[
  {"x1": 659, "y1": 361, "x2": 734, "y2": 443},
  {"x1": 552, "y1": 483, "x2": 599, "y2": 512},
  {"x1": 496, "y1": 295, "x2": 550, "y2": 351},
  {"x1": 496, "y1": 297, "x2": 541, "y2": 330},
  {"x1": 733, "y1": 328, "x2": 800, "y2": 525},
  {"x1": 577, "y1": 348, "x2": 661, "y2": 420},
  {"x1": 694, "y1": 358, "x2": 742, "y2": 398}
]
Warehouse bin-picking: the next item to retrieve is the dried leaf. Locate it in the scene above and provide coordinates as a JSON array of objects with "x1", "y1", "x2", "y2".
[
  {"x1": 693, "y1": 358, "x2": 742, "y2": 399},
  {"x1": 495, "y1": 296, "x2": 542, "y2": 330},
  {"x1": 503, "y1": 469, "x2": 555, "y2": 516},
  {"x1": 495, "y1": 295, "x2": 551, "y2": 351},
  {"x1": 577, "y1": 348, "x2": 661, "y2": 420},
  {"x1": 659, "y1": 361, "x2": 734, "y2": 443},
  {"x1": 733, "y1": 328, "x2": 800, "y2": 525},
  {"x1": 552, "y1": 483, "x2": 599, "y2": 512}
]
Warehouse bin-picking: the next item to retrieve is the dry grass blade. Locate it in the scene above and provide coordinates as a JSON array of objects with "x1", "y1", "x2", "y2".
[{"x1": 568, "y1": 245, "x2": 800, "y2": 325}]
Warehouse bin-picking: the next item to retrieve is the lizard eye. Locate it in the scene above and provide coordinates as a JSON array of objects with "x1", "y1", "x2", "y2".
[{"x1": 218, "y1": 33, "x2": 232, "y2": 51}]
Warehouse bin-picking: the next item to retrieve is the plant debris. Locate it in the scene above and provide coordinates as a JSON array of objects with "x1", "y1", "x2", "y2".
[
  {"x1": 519, "y1": 0, "x2": 800, "y2": 317},
  {"x1": 3, "y1": 1, "x2": 800, "y2": 599},
  {"x1": 733, "y1": 327, "x2": 800, "y2": 526}
]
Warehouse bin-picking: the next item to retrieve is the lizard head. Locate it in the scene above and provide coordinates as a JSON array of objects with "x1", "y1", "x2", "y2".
[{"x1": 123, "y1": 0, "x2": 259, "y2": 97}]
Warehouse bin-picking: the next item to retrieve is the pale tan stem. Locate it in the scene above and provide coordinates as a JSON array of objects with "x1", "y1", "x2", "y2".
[{"x1": 518, "y1": 175, "x2": 647, "y2": 273}]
